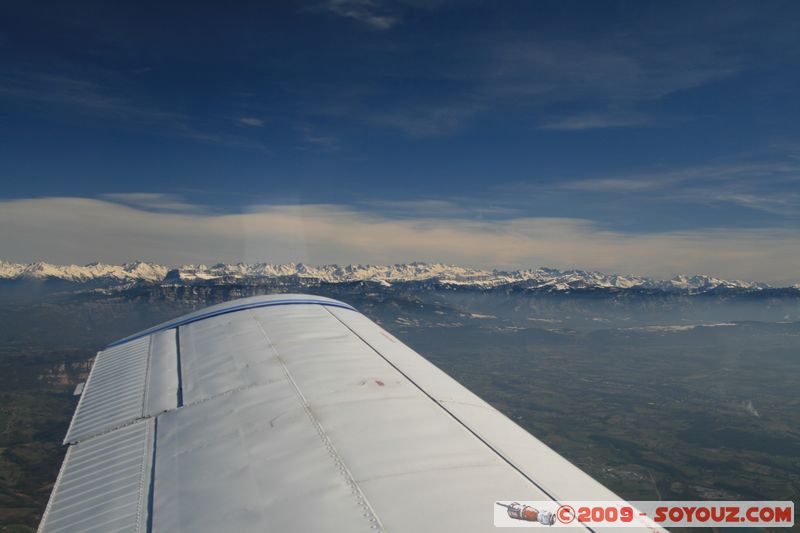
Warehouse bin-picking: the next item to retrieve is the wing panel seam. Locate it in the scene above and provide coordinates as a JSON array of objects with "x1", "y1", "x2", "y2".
[
  {"x1": 249, "y1": 309, "x2": 386, "y2": 533},
  {"x1": 145, "y1": 417, "x2": 157, "y2": 533},
  {"x1": 175, "y1": 329, "x2": 184, "y2": 407},
  {"x1": 323, "y1": 306, "x2": 599, "y2": 533},
  {"x1": 141, "y1": 336, "x2": 154, "y2": 418}
]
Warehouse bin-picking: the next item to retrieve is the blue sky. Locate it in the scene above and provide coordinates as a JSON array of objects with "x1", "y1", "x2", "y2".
[{"x1": 1, "y1": 1, "x2": 800, "y2": 281}]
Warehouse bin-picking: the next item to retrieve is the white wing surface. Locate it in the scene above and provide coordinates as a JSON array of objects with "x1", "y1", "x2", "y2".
[{"x1": 39, "y1": 294, "x2": 662, "y2": 533}]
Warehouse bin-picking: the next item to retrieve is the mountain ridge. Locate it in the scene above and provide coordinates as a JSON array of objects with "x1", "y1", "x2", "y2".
[{"x1": 1, "y1": 260, "x2": 791, "y2": 293}]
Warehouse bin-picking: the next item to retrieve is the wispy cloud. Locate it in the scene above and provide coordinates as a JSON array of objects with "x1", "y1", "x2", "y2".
[
  {"x1": 239, "y1": 116, "x2": 265, "y2": 127},
  {"x1": 482, "y1": 35, "x2": 742, "y2": 104},
  {"x1": 368, "y1": 103, "x2": 485, "y2": 137},
  {"x1": 360, "y1": 199, "x2": 522, "y2": 218},
  {"x1": 540, "y1": 111, "x2": 650, "y2": 131},
  {"x1": 1, "y1": 196, "x2": 798, "y2": 283},
  {"x1": 0, "y1": 69, "x2": 269, "y2": 151},
  {"x1": 100, "y1": 193, "x2": 200, "y2": 213},
  {"x1": 294, "y1": 30, "x2": 743, "y2": 137},
  {"x1": 693, "y1": 190, "x2": 800, "y2": 216},
  {"x1": 0, "y1": 72, "x2": 177, "y2": 122},
  {"x1": 304, "y1": 134, "x2": 340, "y2": 151},
  {"x1": 294, "y1": 124, "x2": 341, "y2": 152},
  {"x1": 554, "y1": 159, "x2": 800, "y2": 217},
  {"x1": 310, "y1": 0, "x2": 400, "y2": 30}
]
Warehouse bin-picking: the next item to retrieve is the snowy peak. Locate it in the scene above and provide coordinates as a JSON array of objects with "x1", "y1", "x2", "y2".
[
  {"x1": 0, "y1": 260, "x2": 168, "y2": 283},
  {"x1": 0, "y1": 260, "x2": 781, "y2": 292},
  {"x1": 162, "y1": 262, "x2": 501, "y2": 285}
]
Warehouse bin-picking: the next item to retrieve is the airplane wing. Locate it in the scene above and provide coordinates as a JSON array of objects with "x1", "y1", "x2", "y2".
[{"x1": 39, "y1": 294, "x2": 662, "y2": 532}]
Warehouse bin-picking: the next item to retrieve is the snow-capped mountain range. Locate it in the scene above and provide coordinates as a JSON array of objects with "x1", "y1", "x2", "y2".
[{"x1": 0, "y1": 260, "x2": 789, "y2": 292}]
